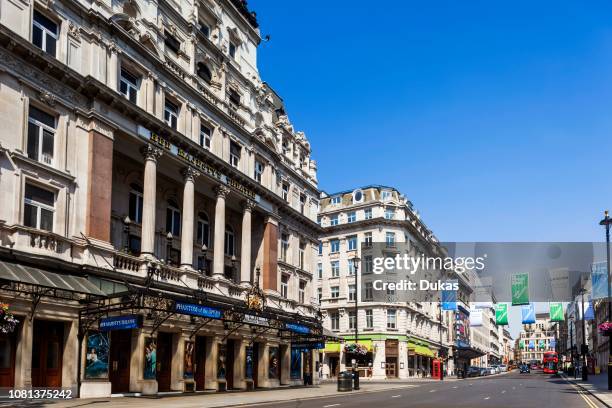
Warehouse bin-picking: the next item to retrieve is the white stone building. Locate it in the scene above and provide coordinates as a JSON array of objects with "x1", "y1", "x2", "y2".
[
  {"x1": 316, "y1": 185, "x2": 454, "y2": 379},
  {"x1": 518, "y1": 313, "x2": 556, "y2": 363},
  {"x1": 0, "y1": 0, "x2": 323, "y2": 397}
]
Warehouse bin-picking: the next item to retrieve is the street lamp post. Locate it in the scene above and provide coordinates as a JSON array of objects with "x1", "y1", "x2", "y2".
[
  {"x1": 581, "y1": 289, "x2": 588, "y2": 381},
  {"x1": 352, "y1": 255, "x2": 361, "y2": 390},
  {"x1": 570, "y1": 317, "x2": 576, "y2": 379},
  {"x1": 439, "y1": 299, "x2": 444, "y2": 381},
  {"x1": 599, "y1": 210, "x2": 612, "y2": 390}
]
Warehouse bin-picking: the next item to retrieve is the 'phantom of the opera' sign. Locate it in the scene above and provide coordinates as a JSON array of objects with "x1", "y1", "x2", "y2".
[
  {"x1": 139, "y1": 126, "x2": 258, "y2": 201},
  {"x1": 99, "y1": 315, "x2": 142, "y2": 331},
  {"x1": 285, "y1": 323, "x2": 310, "y2": 334},
  {"x1": 175, "y1": 302, "x2": 222, "y2": 319},
  {"x1": 243, "y1": 314, "x2": 270, "y2": 327}
]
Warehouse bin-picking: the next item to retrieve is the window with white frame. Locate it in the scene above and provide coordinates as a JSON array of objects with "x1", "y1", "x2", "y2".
[
  {"x1": 386, "y1": 232, "x2": 396, "y2": 247},
  {"x1": 254, "y1": 160, "x2": 264, "y2": 183},
  {"x1": 128, "y1": 183, "x2": 144, "y2": 224},
  {"x1": 348, "y1": 284, "x2": 356, "y2": 301},
  {"x1": 349, "y1": 311, "x2": 356, "y2": 330},
  {"x1": 330, "y1": 239, "x2": 340, "y2": 253},
  {"x1": 385, "y1": 207, "x2": 395, "y2": 220},
  {"x1": 229, "y1": 41, "x2": 237, "y2": 59},
  {"x1": 364, "y1": 255, "x2": 373, "y2": 273},
  {"x1": 331, "y1": 312, "x2": 339, "y2": 331},
  {"x1": 347, "y1": 211, "x2": 356, "y2": 223},
  {"x1": 381, "y1": 190, "x2": 392, "y2": 201},
  {"x1": 224, "y1": 225, "x2": 235, "y2": 256},
  {"x1": 164, "y1": 100, "x2": 179, "y2": 129},
  {"x1": 229, "y1": 141, "x2": 241, "y2": 168},
  {"x1": 166, "y1": 199, "x2": 181, "y2": 236},
  {"x1": 280, "y1": 274, "x2": 289, "y2": 298},
  {"x1": 364, "y1": 232, "x2": 372, "y2": 247},
  {"x1": 280, "y1": 233, "x2": 289, "y2": 262},
  {"x1": 348, "y1": 259, "x2": 355, "y2": 275},
  {"x1": 197, "y1": 212, "x2": 209, "y2": 247},
  {"x1": 387, "y1": 309, "x2": 397, "y2": 329},
  {"x1": 317, "y1": 263, "x2": 323, "y2": 279},
  {"x1": 347, "y1": 235, "x2": 358, "y2": 251},
  {"x1": 330, "y1": 286, "x2": 339, "y2": 298},
  {"x1": 298, "y1": 280, "x2": 306, "y2": 304},
  {"x1": 330, "y1": 196, "x2": 341, "y2": 205},
  {"x1": 330, "y1": 261, "x2": 340, "y2": 277},
  {"x1": 299, "y1": 193, "x2": 306, "y2": 214},
  {"x1": 366, "y1": 309, "x2": 373, "y2": 328},
  {"x1": 364, "y1": 208, "x2": 372, "y2": 220},
  {"x1": 119, "y1": 67, "x2": 139, "y2": 103},
  {"x1": 365, "y1": 282, "x2": 373, "y2": 300},
  {"x1": 23, "y1": 183, "x2": 54, "y2": 231},
  {"x1": 298, "y1": 241, "x2": 305, "y2": 270},
  {"x1": 27, "y1": 105, "x2": 55, "y2": 166},
  {"x1": 281, "y1": 182, "x2": 289, "y2": 201},
  {"x1": 32, "y1": 11, "x2": 58, "y2": 56},
  {"x1": 330, "y1": 215, "x2": 339, "y2": 226},
  {"x1": 200, "y1": 124, "x2": 212, "y2": 149}
]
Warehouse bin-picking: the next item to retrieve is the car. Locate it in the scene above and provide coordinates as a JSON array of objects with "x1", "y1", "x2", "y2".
[
  {"x1": 499, "y1": 364, "x2": 508, "y2": 372},
  {"x1": 479, "y1": 367, "x2": 490, "y2": 376},
  {"x1": 467, "y1": 366, "x2": 481, "y2": 377},
  {"x1": 520, "y1": 364, "x2": 530, "y2": 373}
]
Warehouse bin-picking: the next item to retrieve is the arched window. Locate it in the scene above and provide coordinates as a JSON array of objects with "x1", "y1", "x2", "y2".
[
  {"x1": 196, "y1": 62, "x2": 212, "y2": 84},
  {"x1": 166, "y1": 199, "x2": 181, "y2": 236},
  {"x1": 197, "y1": 212, "x2": 209, "y2": 247},
  {"x1": 129, "y1": 183, "x2": 143, "y2": 224},
  {"x1": 224, "y1": 225, "x2": 235, "y2": 256}
]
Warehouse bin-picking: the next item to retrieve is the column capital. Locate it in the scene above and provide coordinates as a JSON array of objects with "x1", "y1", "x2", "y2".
[
  {"x1": 243, "y1": 199, "x2": 256, "y2": 212},
  {"x1": 214, "y1": 185, "x2": 231, "y2": 199},
  {"x1": 141, "y1": 144, "x2": 163, "y2": 163},
  {"x1": 182, "y1": 166, "x2": 201, "y2": 182}
]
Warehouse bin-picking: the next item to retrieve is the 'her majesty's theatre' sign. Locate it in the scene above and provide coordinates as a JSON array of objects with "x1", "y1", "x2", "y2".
[{"x1": 139, "y1": 126, "x2": 258, "y2": 201}]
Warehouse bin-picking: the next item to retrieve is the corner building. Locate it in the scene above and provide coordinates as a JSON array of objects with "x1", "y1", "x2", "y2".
[
  {"x1": 0, "y1": 0, "x2": 323, "y2": 397},
  {"x1": 316, "y1": 186, "x2": 454, "y2": 379}
]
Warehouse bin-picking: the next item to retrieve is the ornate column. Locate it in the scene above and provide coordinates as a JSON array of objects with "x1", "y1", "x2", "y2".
[
  {"x1": 212, "y1": 185, "x2": 230, "y2": 278},
  {"x1": 240, "y1": 200, "x2": 255, "y2": 285},
  {"x1": 262, "y1": 215, "x2": 279, "y2": 291},
  {"x1": 140, "y1": 145, "x2": 163, "y2": 257},
  {"x1": 180, "y1": 167, "x2": 200, "y2": 268}
]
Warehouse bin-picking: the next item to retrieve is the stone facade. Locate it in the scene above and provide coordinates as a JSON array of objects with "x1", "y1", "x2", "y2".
[{"x1": 0, "y1": 0, "x2": 322, "y2": 397}]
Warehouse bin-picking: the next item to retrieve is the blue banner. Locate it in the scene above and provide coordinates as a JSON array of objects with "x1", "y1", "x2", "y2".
[
  {"x1": 442, "y1": 282, "x2": 458, "y2": 311},
  {"x1": 100, "y1": 315, "x2": 142, "y2": 331},
  {"x1": 550, "y1": 339, "x2": 556, "y2": 349},
  {"x1": 521, "y1": 304, "x2": 535, "y2": 324},
  {"x1": 592, "y1": 262, "x2": 608, "y2": 300},
  {"x1": 175, "y1": 302, "x2": 222, "y2": 319},
  {"x1": 286, "y1": 323, "x2": 310, "y2": 334},
  {"x1": 528, "y1": 340, "x2": 535, "y2": 350},
  {"x1": 584, "y1": 297, "x2": 595, "y2": 321}
]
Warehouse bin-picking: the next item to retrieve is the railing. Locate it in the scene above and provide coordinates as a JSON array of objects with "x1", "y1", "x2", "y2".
[{"x1": 114, "y1": 252, "x2": 142, "y2": 273}]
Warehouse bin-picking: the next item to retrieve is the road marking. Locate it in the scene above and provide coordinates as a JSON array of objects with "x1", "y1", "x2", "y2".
[
  {"x1": 429, "y1": 389, "x2": 436, "y2": 393},
  {"x1": 452, "y1": 386, "x2": 458, "y2": 389},
  {"x1": 323, "y1": 405, "x2": 341, "y2": 408},
  {"x1": 512, "y1": 386, "x2": 516, "y2": 390},
  {"x1": 563, "y1": 377, "x2": 598, "y2": 408},
  {"x1": 391, "y1": 395, "x2": 401, "y2": 398},
  {"x1": 501, "y1": 390, "x2": 506, "y2": 394},
  {"x1": 469, "y1": 383, "x2": 473, "y2": 386},
  {"x1": 484, "y1": 397, "x2": 490, "y2": 400}
]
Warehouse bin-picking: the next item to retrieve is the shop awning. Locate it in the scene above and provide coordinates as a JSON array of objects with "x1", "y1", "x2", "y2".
[
  {"x1": 0, "y1": 260, "x2": 106, "y2": 297},
  {"x1": 407, "y1": 342, "x2": 435, "y2": 357}
]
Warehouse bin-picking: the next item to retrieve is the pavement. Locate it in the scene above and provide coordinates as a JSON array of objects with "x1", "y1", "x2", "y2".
[
  {"x1": 2, "y1": 370, "x2": 605, "y2": 408},
  {"x1": 563, "y1": 372, "x2": 612, "y2": 407}
]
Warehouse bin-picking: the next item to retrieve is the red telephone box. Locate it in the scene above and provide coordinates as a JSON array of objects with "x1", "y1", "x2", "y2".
[{"x1": 432, "y1": 359, "x2": 442, "y2": 379}]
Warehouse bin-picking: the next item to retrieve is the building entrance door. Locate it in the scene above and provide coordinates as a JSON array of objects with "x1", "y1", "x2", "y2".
[
  {"x1": 386, "y1": 357, "x2": 397, "y2": 378},
  {"x1": 253, "y1": 343, "x2": 260, "y2": 388},
  {"x1": 109, "y1": 330, "x2": 131, "y2": 393},
  {"x1": 0, "y1": 329, "x2": 16, "y2": 387},
  {"x1": 32, "y1": 320, "x2": 64, "y2": 387},
  {"x1": 195, "y1": 336, "x2": 206, "y2": 391},
  {"x1": 157, "y1": 332, "x2": 172, "y2": 392},
  {"x1": 226, "y1": 340, "x2": 235, "y2": 389}
]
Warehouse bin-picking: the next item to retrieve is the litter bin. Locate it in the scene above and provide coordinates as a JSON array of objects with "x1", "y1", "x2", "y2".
[{"x1": 337, "y1": 371, "x2": 353, "y2": 392}]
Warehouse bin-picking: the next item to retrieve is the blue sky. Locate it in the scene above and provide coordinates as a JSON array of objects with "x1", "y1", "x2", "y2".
[{"x1": 251, "y1": 0, "x2": 612, "y2": 242}]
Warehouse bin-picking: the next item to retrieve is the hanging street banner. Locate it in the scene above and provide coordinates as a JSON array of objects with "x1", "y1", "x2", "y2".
[
  {"x1": 584, "y1": 297, "x2": 595, "y2": 321},
  {"x1": 495, "y1": 304, "x2": 509, "y2": 325},
  {"x1": 519, "y1": 340, "x2": 525, "y2": 349},
  {"x1": 550, "y1": 339, "x2": 556, "y2": 349},
  {"x1": 528, "y1": 340, "x2": 535, "y2": 350},
  {"x1": 592, "y1": 262, "x2": 608, "y2": 300},
  {"x1": 521, "y1": 303, "x2": 535, "y2": 324},
  {"x1": 469, "y1": 308, "x2": 483, "y2": 327},
  {"x1": 549, "y1": 302, "x2": 564, "y2": 322},
  {"x1": 512, "y1": 273, "x2": 530, "y2": 305},
  {"x1": 442, "y1": 282, "x2": 458, "y2": 311}
]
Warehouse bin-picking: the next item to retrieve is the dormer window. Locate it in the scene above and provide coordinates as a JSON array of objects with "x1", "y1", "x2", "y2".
[
  {"x1": 164, "y1": 33, "x2": 181, "y2": 54},
  {"x1": 381, "y1": 190, "x2": 392, "y2": 201},
  {"x1": 353, "y1": 189, "x2": 364, "y2": 203},
  {"x1": 330, "y1": 196, "x2": 341, "y2": 205}
]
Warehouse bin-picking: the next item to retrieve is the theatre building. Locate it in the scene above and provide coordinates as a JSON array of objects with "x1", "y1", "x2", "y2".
[{"x1": 0, "y1": 0, "x2": 324, "y2": 397}]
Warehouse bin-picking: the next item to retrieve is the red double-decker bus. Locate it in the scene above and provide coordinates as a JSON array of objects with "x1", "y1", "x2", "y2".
[{"x1": 543, "y1": 351, "x2": 559, "y2": 374}]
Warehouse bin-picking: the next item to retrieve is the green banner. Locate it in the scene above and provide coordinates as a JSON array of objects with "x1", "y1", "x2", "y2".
[
  {"x1": 511, "y1": 273, "x2": 529, "y2": 305},
  {"x1": 519, "y1": 340, "x2": 524, "y2": 349},
  {"x1": 549, "y1": 302, "x2": 564, "y2": 322},
  {"x1": 495, "y1": 303, "x2": 508, "y2": 325}
]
